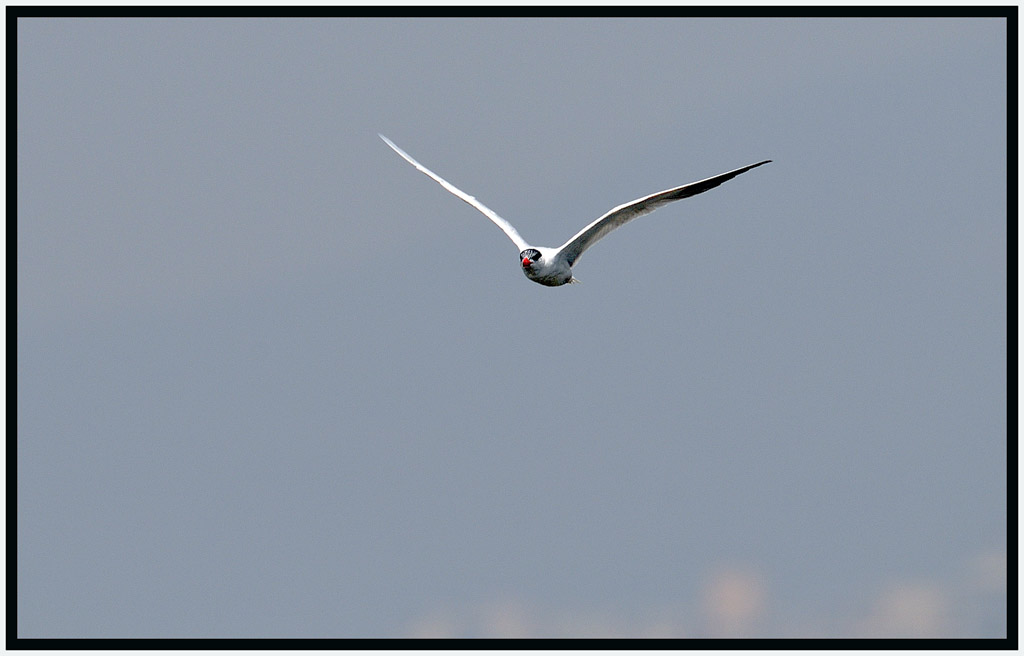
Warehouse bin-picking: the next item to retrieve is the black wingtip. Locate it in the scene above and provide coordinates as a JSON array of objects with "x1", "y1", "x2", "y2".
[{"x1": 735, "y1": 160, "x2": 772, "y2": 174}]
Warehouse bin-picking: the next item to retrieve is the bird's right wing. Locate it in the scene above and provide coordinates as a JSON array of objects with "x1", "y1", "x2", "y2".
[
  {"x1": 556, "y1": 159, "x2": 771, "y2": 267},
  {"x1": 379, "y1": 135, "x2": 529, "y2": 252}
]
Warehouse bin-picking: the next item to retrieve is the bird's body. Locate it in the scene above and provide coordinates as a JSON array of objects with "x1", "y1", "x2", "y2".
[
  {"x1": 379, "y1": 134, "x2": 769, "y2": 287},
  {"x1": 519, "y1": 247, "x2": 576, "y2": 286}
]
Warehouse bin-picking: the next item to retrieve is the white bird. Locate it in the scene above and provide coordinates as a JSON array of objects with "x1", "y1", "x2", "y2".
[{"x1": 380, "y1": 134, "x2": 770, "y2": 287}]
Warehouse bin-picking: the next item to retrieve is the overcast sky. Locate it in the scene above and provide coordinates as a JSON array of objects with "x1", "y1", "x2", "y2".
[{"x1": 17, "y1": 15, "x2": 1007, "y2": 639}]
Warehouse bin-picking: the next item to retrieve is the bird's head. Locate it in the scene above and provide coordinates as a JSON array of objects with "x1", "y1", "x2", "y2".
[{"x1": 520, "y1": 248, "x2": 542, "y2": 269}]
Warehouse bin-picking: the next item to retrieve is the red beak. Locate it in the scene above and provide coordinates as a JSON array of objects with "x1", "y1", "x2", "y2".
[{"x1": 522, "y1": 257, "x2": 532, "y2": 267}]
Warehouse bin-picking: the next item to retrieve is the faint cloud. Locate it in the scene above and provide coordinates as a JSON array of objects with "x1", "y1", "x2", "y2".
[
  {"x1": 955, "y1": 548, "x2": 1007, "y2": 637},
  {"x1": 700, "y1": 565, "x2": 768, "y2": 636},
  {"x1": 407, "y1": 600, "x2": 684, "y2": 638},
  {"x1": 406, "y1": 549, "x2": 1005, "y2": 638},
  {"x1": 967, "y1": 549, "x2": 1006, "y2": 593},
  {"x1": 856, "y1": 582, "x2": 952, "y2": 637},
  {"x1": 479, "y1": 598, "x2": 532, "y2": 637},
  {"x1": 637, "y1": 614, "x2": 688, "y2": 638},
  {"x1": 407, "y1": 609, "x2": 460, "y2": 638}
]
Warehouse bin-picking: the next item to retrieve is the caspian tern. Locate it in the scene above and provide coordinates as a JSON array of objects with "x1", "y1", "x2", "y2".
[{"x1": 380, "y1": 134, "x2": 770, "y2": 287}]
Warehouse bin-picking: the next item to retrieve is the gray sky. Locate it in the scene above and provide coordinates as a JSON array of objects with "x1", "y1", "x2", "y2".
[{"x1": 17, "y1": 16, "x2": 1007, "y2": 638}]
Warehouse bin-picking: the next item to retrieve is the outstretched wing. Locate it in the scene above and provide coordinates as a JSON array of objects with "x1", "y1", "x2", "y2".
[
  {"x1": 556, "y1": 160, "x2": 771, "y2": 266},
  {"x1": 379, "y1": 135, "x2": 530, "y2": 252}
]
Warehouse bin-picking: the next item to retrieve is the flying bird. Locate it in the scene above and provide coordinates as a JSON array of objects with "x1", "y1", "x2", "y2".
[{"x1": 380, "y1": 134, "x2": 770, "y2": 287}]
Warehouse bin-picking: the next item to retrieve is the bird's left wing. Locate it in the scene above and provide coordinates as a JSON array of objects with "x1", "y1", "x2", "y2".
[
  {"x1": 556, "y1": 159, "x2": 771, "y2": 266},
  {"x1": 379, "y1": 135, "x2": 530, "y2": 252}
]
